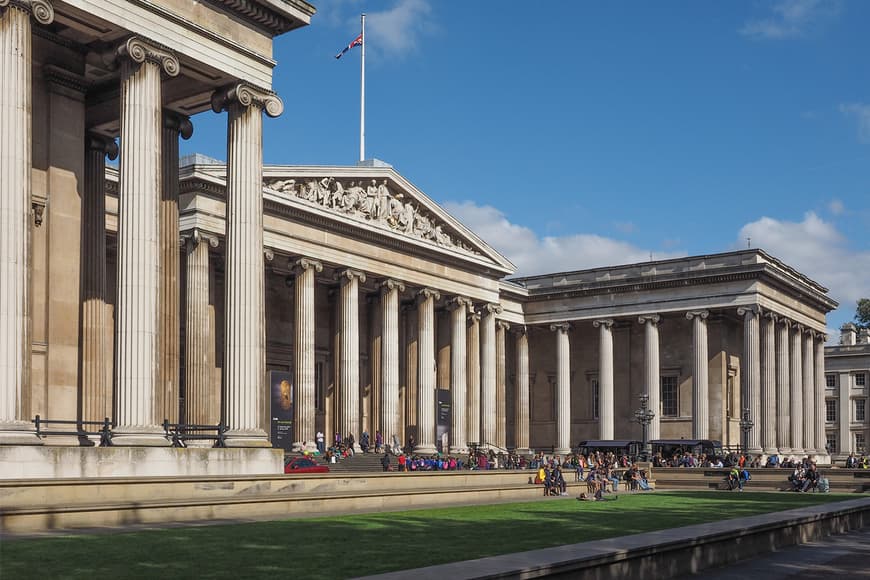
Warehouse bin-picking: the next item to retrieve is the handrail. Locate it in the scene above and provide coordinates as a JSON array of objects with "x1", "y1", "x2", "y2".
[
  {"x1": 162, "y1": 420, "x2": 227, "y2": 448},
  {"x1": 32, "y1": 415, "x2": 114, "y2": 447}
]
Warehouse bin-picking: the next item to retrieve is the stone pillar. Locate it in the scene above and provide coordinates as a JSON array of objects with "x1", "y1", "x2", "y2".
[
  {"x1": 81, "y1": 135, "x2": 118, "y2": 429},
  {"x1": 183, "y1": 230, "x2": 219, "y2": 429},
  {"x1": 686, "y1": 311, "x2": 709, "y2": 439},
  {"x1": 158, "y1": 112, "x2": 192, "y2": 426},
  {"x1": 738, "y1": 306, "x2": 762, "y2": 454},
  {"x1": 593, "y1": 319, "x2": 614, "y2": 440},
  {"x1": 550, "y1": 323, "x2": 571, "y2": 455},
  {"x1": 496, "y1": 320, "x2": 509, "y2": 449},
  {"x1": 380, "y1": 279, "x2": 404, "y2": 453},
  {"x1": 0, "y1": 0, "x2": 53, "y2": 446},
  {"x1": 447, "y1": 296, "x2": 470, "y2": 454},
  {"x1": 514, "y1": 327, "x2": 530, "y2": 454},
  {"x1": 113, "y1": 37, "x2": 179, "y2": 445},
  {"x1": 480, "y1": 304, "x2": 500, "y2": 448},
  {"x1": 790, "y1": 324, "x2": 804, "y2": 455},
  {"x1": 292, "y1": 258, "x2": 322, "y2": 450},
  {"x1": 211, "y1": 83, "x2": 283, "y2": 447},
  {"x1": 638, "y1": 315, "x2": 661, "y2": 440},
  {"x1": 416, "y1": 288, "x2": 439, "y2": 454},
  {"x1": 802, "y1": 329, "x2": 815, "y2": 453},
  {"x1": 814, "y1": 333, "x2": 827, "y2": 457},
  {"x1": 761, "y1": 312, "x2": 778, "y2": 454},
  {"x1": 335, "y1": 269, "x2": 365, "y2": 450},
  {"x1": 466, "y1": 310, "x2": 481, "y2": 446},
  {"x1": 776, "y1": 319, "x2": 792, "y2": 453}
]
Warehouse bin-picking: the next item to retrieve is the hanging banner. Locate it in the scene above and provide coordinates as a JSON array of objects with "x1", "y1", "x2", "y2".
[
  {"x1": 269, "y1": 371, "x2": 294, "y2": 451},
  {"x1": 436, "y1": 389, "x2": 451, "y2": 453}
]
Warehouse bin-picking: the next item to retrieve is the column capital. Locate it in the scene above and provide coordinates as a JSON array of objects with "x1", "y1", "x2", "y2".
[
  {"x1": 483, "y1": 303, "x2": 502, "y2": 316},
  {"x1": 0, "y1": 0, "x2": 54, "y2": 24},
  {"x1": 638, "y1": 314, "x2": 661, "y2": 325},
  {"x1": 379, "y1": 278, "x2": 405, "y2": 294},
  {"x1": 793, "y1": 323, "x2": 806, "y2": 333},
  {"x1": 813, "y1": 331, "x2": 828, "y2": 342},
  {"x1": 86, "y1": 133, "x2": 119, "y2": 161},
  {"x1": 163, "y1": 111, "x2": 193, "y2": 140},
  {"x1": 211, "y1": 83, "x2": 284, "y2": 118},
  {"x1": 335, "y1": 268, "x2": 366, "y2": 284},
  {"x1": 777, "y1": 317, "x2": 792, "y2": 329},
  {"x1": 513, "y1": 324, "x2": 528, "y2": 336},
  {"x1": 737, "y1": 305, "x2": 761, "y2": 318},
  {"x1": 497, "y1": 320, "x2": 511, "y2": 331},
  {"x1": 549, "y1": 322, "x2": 571, "y2": 333},
  {"x1": 292, "y1": 257, "x2": 323, "y2": 275},
  {"x1": 416, "y1": 287, "x2": 440, "y2": 302},
  {"x1": 763, "y1": 310, "x2": 778, "y2": 322},
  {"x1": 264, "y1": 249, "x2": 275, "y2": 263},
  {"x1": 686, "y1": 310, "x2": 709, "y2": 321},
  {"x1": 183, "y1": 228, "x2": 219, "y2": 249},
  {"x1": 593, "y1": 318, "x2": 614, "y2": 329},
  {"x1": 114, "y1": 36, "x2": 180, "y2": 77},
  {"x1": 468, "y1": 310, "x2": 481, "y2": 323},
  {"x1": 446, "y1": 296, "x2": 472, "y2": 311}
]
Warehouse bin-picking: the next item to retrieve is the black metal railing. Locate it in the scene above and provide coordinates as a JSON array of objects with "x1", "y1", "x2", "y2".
[
  {"x1": 162, "y1": 420, "x2": 228, "y2": 448},
  {"x1": 32, "y1": 415, "x2": 114, "y2": 447}
]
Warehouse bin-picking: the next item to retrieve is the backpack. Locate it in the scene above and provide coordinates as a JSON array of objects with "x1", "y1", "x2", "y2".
[{"x1": 741, "y1": 469, "x2": 751, "y2": 481}]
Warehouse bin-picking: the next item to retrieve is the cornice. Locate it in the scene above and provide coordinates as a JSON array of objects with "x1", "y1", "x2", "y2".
[{"x1": 202, "y1": 0, "x2": 314, "y2": 36}]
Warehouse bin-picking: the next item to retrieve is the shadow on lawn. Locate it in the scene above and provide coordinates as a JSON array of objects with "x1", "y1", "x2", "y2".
[{"x1": 1, "y1": 492, "x2": 852, "y2": 580}]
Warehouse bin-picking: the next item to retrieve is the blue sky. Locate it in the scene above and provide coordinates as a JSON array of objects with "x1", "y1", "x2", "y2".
[{"x1": 181, "y1": 0, "x2": 870, "y2": 337}]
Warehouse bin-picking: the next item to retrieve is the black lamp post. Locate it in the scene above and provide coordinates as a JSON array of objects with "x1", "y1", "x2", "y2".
[
  {"x1": 739, "y1": 407, "x2": 754, "y2": 455},
  {"x1": 634, "y1": 393, "x2": 655, "y2": 461}
]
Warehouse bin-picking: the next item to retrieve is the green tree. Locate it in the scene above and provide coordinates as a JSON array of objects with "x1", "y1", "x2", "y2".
[{"x1": 856, "y1": 298, "x2": 870, "y2": 329}]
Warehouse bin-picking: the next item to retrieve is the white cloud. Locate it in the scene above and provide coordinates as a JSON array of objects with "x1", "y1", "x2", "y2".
[
  {"x1": 366, "y1": 0, "x2": 433, "y2": 58},
  {"x1": 444, "y1": 200, "x2": 685, "y2": 276},
  {"x1": 839, "y1": 103, "x2": 870, "y2": 143},
  {"x1": 738, "y1": 211, "x2": 870, "y2": 312},
  {"x1": 740, "y1": 0, "x2": 840, "y2": 39},
  {"x1": 828, "y1": 199, "x2": 845, "y2": 215}
]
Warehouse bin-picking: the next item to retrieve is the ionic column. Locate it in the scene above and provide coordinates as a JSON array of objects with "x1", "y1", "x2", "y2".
[
  {"x1": 790, "y1": 324, "x2": 804, "y2": 455},
  {"x1": 184, "y1": 230, "x2": 219, "y2": 428},
  {"x1": 158, "y1": 112, "x2": 192, "y2": 426},
  {"x1": 550, "y1": 323, "x2": 571, "y2": 455},
  {"x1": 0, "y1": 0, "x2": 53, "y2": 444},
  {"x1": 416, "y1": 288, "x2": 439, "y2": 454},
  {"x1": 81, "y1": 135, "x2": 118, "y2": 429},
  {"x1": 686, "y1": 311, "x2": 709, "y2": 439},
  {"x1": 211, "y1": 83, "x2": 283, "y2": 447},
  {"x1": 480, "y1": 303, "x2": 500, "y2": 448},
  {"x1": 802, "y1": 329, "x2": 815, "y2": 453},
  {"x1": 113, "y1": 37, "x2": 179, "y2": 446},
  {"x1": 738, "y1": 306, "x2": 762, "y2": 454},
  {"x1": 496, "y1": 320, "x2": 509, "y2": 449},
  {"x1": 466, "y1": 310, "x2": 481, "y2": 445},
  {"x1": 336, "y1": 269, "x2": 365, "y2": 450},
  {"x1": 776, "y1": 319, "x2": 792, "y2": 453},
  {"x1": 814, "y1": 333, "x2": 827, "y2": 456},
  {"x1": 761, "y1": 312, "x2": 778, "y2": 454},
  {"x1": 293, "y1": 258, "x2": 322, "y2": 450},
  {"x1": 514, "y1": 327, "x2": 530, "y2": 454},
  {"x1": 638, "y1": 315, "x2": 661, "y2": 440},
  {"x1": 380, "y1": 279, "x2": 404, "y2": 454},
  {"x1": 593, "y1": 319, "x2": 615, "y2": 440},
  {"x1": 447, "y1": 296, "x2": 471, "y2": 454}
]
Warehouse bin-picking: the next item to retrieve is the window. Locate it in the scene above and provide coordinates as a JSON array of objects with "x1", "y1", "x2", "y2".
[
  {"x1": 591, "y1": 378, "x2": 599, "y2": 420},
  {"x1": 856, "y1": 433, "x2": 866, "y2": 454},
  {"x1": 826, "y1": 433, "x2": 838, "y2": 455},
  {"x1": 825, "y1": 374, "x2": 836, "y2": 388},
  {"x1": 856, "y1": 373, "x2": 867, "y2": 387},
  {"x1": 856, "y1": 398, "x2": 866, "y2": 423},
  {"x1": 661, "y1": 376, "x2": 678, "y2": 417},
  {"x1": 826, "y1": 399, "x2": 837, "y2": 423}
]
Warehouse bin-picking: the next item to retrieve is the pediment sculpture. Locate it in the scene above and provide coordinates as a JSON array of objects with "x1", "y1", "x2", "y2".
[{"x1": 265, "y1": 176, "x2": 479, "y2": 255}]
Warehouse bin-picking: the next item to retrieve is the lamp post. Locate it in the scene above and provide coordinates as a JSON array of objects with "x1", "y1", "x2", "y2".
[
  {"x1": 634, "y1": 393, "x2": 655, "y2": 461},
  {"x1": 739, "y1": 407, "x2": 754, "y2": 455}
]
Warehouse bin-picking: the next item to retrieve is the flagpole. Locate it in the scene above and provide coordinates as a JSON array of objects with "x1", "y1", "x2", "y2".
[{"x1": 360, "y1": 13, "x2": 366, "y2": 163}]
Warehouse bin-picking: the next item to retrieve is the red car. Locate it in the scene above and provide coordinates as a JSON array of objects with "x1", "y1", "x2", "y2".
[{"x1": 284, "y1": 456, "x2": 330, "y2": 474}]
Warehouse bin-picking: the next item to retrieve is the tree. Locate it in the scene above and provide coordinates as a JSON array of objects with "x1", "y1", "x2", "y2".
[{"x1": 856, "y1": 298, "x2": 870, "y2": 329}]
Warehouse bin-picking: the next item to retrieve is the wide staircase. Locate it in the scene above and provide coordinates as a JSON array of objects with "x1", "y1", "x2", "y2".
[
  {"x1": 653, "y1": 467, "x2": 870, "y2": 493},
  {"x1": 313, "y1": 452, "x2": 387, "y2": 473}
]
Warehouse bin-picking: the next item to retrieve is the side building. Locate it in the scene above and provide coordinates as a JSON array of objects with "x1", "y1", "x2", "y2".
[{"x1": 825, "y1": 324, "x2": 870, "y2": 459}]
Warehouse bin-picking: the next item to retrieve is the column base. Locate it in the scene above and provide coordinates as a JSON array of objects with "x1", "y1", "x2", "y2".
[
  {"x1": 514, "y1": 448, "x2": 532, "y2": 456},
  {"x1": 0, "y1": 421, "x2": 44, "y2": 446},
  {"x1": 414, "y1": 444, "x2": 437, "y2": 455},
  {"x1": 554, "y1": 447, "x2": 571, "y2": 456},
  {"x1": 449, "y1": 446, "x2": 468, "y2": 456},
  {"x1": 112, "y1": 426, "x2": 172, "y2": 447},
  {"x1": 762, "y1": 447, "x2": 778, "y2": 456},
  {"x1": 748, "y1": 447, "x2": 763, "y2": 457},
  {"x1": 224, "y1": 429, "x2": 272, "y2": 448}
]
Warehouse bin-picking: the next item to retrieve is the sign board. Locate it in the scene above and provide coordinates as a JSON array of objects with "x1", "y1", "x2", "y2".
[{"x1": 269, "y1": 371, "x2": 294, "y2": 451}]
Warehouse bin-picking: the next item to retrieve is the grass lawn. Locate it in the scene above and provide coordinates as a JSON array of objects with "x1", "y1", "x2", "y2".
[{"x1": 0, "y1": 492, "x2": 854, "y2": 579}]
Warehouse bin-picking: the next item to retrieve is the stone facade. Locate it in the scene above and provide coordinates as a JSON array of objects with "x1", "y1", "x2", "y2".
[{"x1": 824, "y1": 324, "x2": 870, "y2": 459}]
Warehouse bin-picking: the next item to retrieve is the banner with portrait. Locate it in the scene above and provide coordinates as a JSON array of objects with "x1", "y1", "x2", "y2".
[{"x1": 269, "y1": 371, "x2": 294, "y2": 451}]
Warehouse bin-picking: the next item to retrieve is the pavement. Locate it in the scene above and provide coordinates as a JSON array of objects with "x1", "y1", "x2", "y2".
[{"x1": 681, "y1": 525, "x2": 870, "y2": 579}]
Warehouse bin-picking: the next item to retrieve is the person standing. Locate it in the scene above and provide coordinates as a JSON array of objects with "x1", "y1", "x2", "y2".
[{"x1": 316, "y1": 430, "x2": 325, "y2": 454}]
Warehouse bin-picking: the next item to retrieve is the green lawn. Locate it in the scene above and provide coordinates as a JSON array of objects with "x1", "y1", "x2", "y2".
[{"x1": 0, "y1": 492, "x2": 854, "y2": 579}]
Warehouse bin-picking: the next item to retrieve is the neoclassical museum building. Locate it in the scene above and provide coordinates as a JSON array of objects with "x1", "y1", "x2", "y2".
[{"x1": 0, "y1": 1, "x2": 839, "y2": 478}]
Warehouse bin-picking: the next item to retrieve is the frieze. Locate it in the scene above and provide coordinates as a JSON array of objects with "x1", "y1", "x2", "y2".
[{"x1": 264, "y1": 176, "x2": 480, "y2": 256}]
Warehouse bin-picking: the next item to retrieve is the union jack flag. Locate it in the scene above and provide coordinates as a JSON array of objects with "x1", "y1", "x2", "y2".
[{"x1": 335, "y1": 34, "x2": 363, "y2": 59}]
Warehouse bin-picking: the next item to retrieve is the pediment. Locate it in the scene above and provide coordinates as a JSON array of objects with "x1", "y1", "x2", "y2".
[{"x1": 260, "y1": 166, "x2": 516, "y2": 274}]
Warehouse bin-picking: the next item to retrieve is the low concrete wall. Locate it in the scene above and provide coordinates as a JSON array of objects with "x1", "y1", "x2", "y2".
[
  {"x1": 361, "y1": 497, "x2": 870, "y2": 580},
  {"x1": 0, "y1": 446, "x2": 283, "y2": 479}
]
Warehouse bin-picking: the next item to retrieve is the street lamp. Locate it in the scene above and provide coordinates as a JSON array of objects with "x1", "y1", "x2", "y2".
[
  {"x1": 739, "y1": 407, "x2": 754, "y2": 455},
  {"x1": 634, "y1": 394, "x2": 655, "y2": 461}
]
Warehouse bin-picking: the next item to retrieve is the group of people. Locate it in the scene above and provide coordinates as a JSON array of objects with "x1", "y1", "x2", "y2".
[
  {"x1": 787, "y1": 460, "x2": 827, "y2": 492},
  {"x1": 844, "y1": 453, "x2": 869, "y2": 469},
  {"x1": 388, "y1": 453, "x2": 465, "y2": 472}
]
